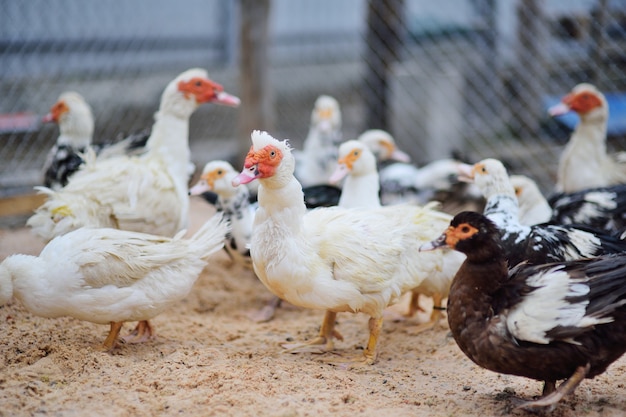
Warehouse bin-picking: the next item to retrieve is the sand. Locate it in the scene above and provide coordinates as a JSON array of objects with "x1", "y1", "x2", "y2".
[{"x1": 1, "y1": 199, "x2": 625, "y2": 417}]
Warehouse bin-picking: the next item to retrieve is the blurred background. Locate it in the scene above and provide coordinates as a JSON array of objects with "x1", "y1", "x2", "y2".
[{"x1": 1, "y1": 0, "x2": 625, "y2": 200}]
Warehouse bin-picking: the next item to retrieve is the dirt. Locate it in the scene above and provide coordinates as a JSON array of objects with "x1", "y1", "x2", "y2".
[{"x1": 1, "y1": 199, "x2": 625, "y2": 417}]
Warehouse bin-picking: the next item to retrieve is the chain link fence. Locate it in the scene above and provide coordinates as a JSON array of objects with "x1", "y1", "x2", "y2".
[{"x1": 1, "y1": 0, "x2": 625, "y2": 198}]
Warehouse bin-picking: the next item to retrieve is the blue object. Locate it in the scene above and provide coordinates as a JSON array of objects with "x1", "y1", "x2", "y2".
[{"x1": 545, "y1": 92, "x2": 626, "y2": 136}]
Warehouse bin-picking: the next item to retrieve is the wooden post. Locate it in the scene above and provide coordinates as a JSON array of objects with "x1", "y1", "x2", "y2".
[
  {"x1": 363, "y1": 0, "x2": 405, "y2": 131},
  {"x1": 237, "y1": 0, "x2": 275, "y2": 167}
]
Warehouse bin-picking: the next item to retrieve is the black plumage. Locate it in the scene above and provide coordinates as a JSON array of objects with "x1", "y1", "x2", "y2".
[
  {"x1": 423, "y1": 211, "x2": 626, "y2": 410},
  {"x1": 465, "y1": 159, "x2": 626, "y2": 268},
  {"x1": 548, "y1": 184, "x2": 626, "y2": 235},
  {"x1": 43, "y1": 144, "x2": 87, "y2": 189}
]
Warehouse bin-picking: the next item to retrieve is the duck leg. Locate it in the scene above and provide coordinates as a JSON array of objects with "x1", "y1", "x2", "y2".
[
  {"x1": 122, "y1": 320, "x2": 154, "y2": 344},
  {"x1": 321, "y1": 316, "x2": 384, "y2": 369},
  {"x1": 411, "y1": 293, "x2": 445, "y2": 334},
  {"x1": 98, "y1": 322, "x2": 124, "y2": 352},
  {"x1": 516, "y1": 363, "x2": 590, "y2": 410},
  {"x1": 405, "y1": 290, "x2": 426, "y2": 317},
  {"x1": 247, "y1": 295, "x2": 283, "y2": 323},
  {"x1": 282, "y1": 311, "x2": 343, "y2": 353},
  {"x1": 362, "y1": 316, "x2": 383, "y2": 364}
]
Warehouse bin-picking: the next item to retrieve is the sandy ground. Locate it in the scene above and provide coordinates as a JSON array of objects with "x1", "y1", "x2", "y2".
[{"x1": 1, "y1": 199, "x2": 626, "y2": 417}]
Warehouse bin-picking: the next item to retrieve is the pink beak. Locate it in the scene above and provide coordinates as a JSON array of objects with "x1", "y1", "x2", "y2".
[
  {"x1": 548, "y1": 102, "x2": 571, "y2": 117},
  {"x1": 188, "y1": 182, "x2": 211, "y2": 196},
  {"x1": 212, "y1": 91, "x2": 241, "y2": 107},
  {"x1": 457, "y1": 163, "x2": 475, "y2": 183},
  {"x1": 232, "y1": 166, "x2": 259, "y2": 186},
  {"x1": 329, "y1": 164, "x2": 349, "y2": 184}
]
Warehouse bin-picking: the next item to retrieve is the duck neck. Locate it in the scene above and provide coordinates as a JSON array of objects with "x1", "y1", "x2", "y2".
[
  {"x1": 217, "y1": 188, "x2": 251, "y2": 221},
  {"x1": 484, "y1": 194, "x2": 525, "y2": 230},
  {"x1": 58, "y1": 121, "x2": 93, "y2": 149},
  {"x1": 569, "y1": 117, "x2": 608, "y2": 160},
  {"x1": 146, "y1": 111, "x2": 191, "y2": 184},
  {"x1": 256, "y1": 176, "x2": 307, "y2": 230},
  {"x1": 448, "y1": 251, "x2": 509, "y2": 331},
  {"x1": 339, "y1": 172, "x2": 381, "y2": 208}
]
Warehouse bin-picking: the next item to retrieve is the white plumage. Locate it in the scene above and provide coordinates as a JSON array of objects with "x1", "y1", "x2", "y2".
[
  {"x1": 28, "y1": 68, "x2": 240, "y2": 240},
  {"x1": 0, "y1": 214, "x2": 228, "y2": 350},
  {"x1": 550, "y1": 83, "x2": 626, "y2": 193},
  {"x1": 232, "y1": 130, "x2": 465, "y2": 365},
  {"x1": 294, "y1": 95, "x2": 343, "y2": 187},
  {"x1": 510, "y1": 174, "x2": 552, "y2": 225},
  {"x1": 357, "y1": 129, "x2": 410, "y2": 164},
  {"x1": 329, "y1": 140, "x2": 381, "y2": 209},
  {"x1": 330, "y1": 139, "x2": 457, "y2": 327}
]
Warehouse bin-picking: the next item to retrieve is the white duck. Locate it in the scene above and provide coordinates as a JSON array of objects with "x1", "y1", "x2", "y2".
[
  {"x1": 0, "y1": 214, "x2": 228, "y2": 351},
  {"x1": 28, "y1": 69, "x2": 238, "y2": 341},
  {"x1": 356, "y1": 129, "x2": 410, "y2": 166},
  {"x1": 28, "y1": 68, "x2": 240, "y2": 241},
  {"x1": 509, "y1": 174, "x2": 552, "y2": 225},
  {"x1": 294, "y1": 95, "x2": 343, "y2": 187},
  {"x1": 329, "y1": 139, "x2": 456, "y2": 329},
  {"x1": 232, "y1": 130, "x2": 465, "y2": 365},
  {"x1": 512, "y1": 174, "x2": 626, "y2": 234},
  {"x1": 550, "y1": 83, "x2": 626, "y2": 193},
  {"x1": 329, "y1": 140, "x2": 381, "y2": 209},
  {"x1": 42, "y1": 91, "x2": 95, "y2": 190}
]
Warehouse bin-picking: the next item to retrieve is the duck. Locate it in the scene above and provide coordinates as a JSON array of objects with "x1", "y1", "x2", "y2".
[
  {"x1": 0, "y1": 214, "x2": 228, "y2": 351},
  {"x1": 28, "y1": 69, "x2": 239, "y2": 341},
  {"x1": 41, "y1": 92, "x2": 158, "y2": 190},
  {"x1": 509, "y1": 174, "x2": 552, "y2": 225},
  {"x1": 41, "y1": 91, "x2": 95, "y2": 190},
  {"x1": 369, "y1": 141, "x2": 483, "y2": 214},
  {"x1": 329, "y1": 139, "x2": 381, "y2": 209},
  {"x1": 355, "y1": 129, "x2": 480, "y2": 209},
  {"x1": 189, "y1": 160, "x2": 255, "y2": 267},
  {"x1": 329, "y1": 139, "x2": 455, "y2": 327},
  {"x1": 28, "y1": 68, "x2": 240, "y2": 241},
  {"x1": 356, "y1": 129, "x2": 411, "y2": 166},
  {"x1": 420, "y1": 210, "x2": 626, "y2": 410},
  {"x1": 512, "y1": 174, "x2": 626, "y2": 234},
  {"x1": 294, "y1": 95, "x2": 343, "y2": 188},
  {"x1": 231, "y1": 130, "x2": 465, "y2": 365},
  {"x1": 549, "y1": 83, "x2": 626, "y2": 193},
  {"x1": 458, "y1": 158, "x2": 626, "y2": 267}
]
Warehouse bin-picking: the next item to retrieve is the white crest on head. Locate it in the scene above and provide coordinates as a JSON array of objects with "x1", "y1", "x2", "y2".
[{"x1": 250, "y1": 130, "x2": 292, "y2": 154}]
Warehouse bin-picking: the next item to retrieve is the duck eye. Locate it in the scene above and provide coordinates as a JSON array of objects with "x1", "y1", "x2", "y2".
[
  {"x1": 461, "y1": 226, "x2": 470, "y2": 233},
  {"x1": 195, "y1": 80, "x2": 203, "y2": 87},
  {"x1": 217, "y1": 169, "x2": 223, "y2": 175},
  {"x1": 270, "y1": 150, "x2": 276, "y2": 158},
  {"x1": 481, "y1": 167, "x2": 487, "y2": 173},
  {"x1": 353, "y1": 150, "x2": 359, "y2": 156}
]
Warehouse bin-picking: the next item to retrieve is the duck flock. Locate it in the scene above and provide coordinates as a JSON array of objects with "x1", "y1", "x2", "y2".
[{"x1": 3, "y1": 68, "x2": 626, "y2": 411}]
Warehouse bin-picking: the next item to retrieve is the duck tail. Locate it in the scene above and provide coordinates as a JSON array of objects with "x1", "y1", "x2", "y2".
[{"x1": 189, "y1": 212, "x2": 229, "y2": 261}]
